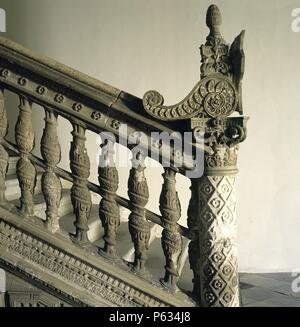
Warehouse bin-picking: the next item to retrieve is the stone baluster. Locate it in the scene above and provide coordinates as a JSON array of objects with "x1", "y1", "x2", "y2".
[
  {"x1": 69, "y1": 121, "x2": 92, "y2": 247},
  {"x1": 128, "y1": 151, "x2": 150, "y2": 273},
  {"x1": 15, "y1": 96, "x2": 36, "y2": 216},
  {"x1": 187, "y1": 179, "x2": 201, "y2": 300},
  {"x1": 159, "y1": 167, "x2": 182, "y2": 291},
  {"x1": 0, "y1": 87, "x2": 9, "y2": 205},
  {"x1": 98, "y1": 139, "x2": 120, "y2": 258},
  {"x1": 40, "y1": 108, "x2": 62, "y2": 233}
]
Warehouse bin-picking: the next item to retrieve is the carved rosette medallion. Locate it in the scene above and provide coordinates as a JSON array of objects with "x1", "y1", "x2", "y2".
[{"x1": 15, "y1": 96, "x2": 37, "y2": 217}]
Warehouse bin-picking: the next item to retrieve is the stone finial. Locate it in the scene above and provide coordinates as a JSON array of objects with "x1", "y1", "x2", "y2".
[{"x1": 206, "y1": 4, "x2": 222, "y2": 36}]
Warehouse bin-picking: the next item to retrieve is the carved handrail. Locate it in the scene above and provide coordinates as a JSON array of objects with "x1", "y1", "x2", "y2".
[
  {"x1": 0, "y1": 36, "x2": 196, "y2": 173},
  {"x1": 0, "y1": 5, "x2": 248, "y2": 307}
]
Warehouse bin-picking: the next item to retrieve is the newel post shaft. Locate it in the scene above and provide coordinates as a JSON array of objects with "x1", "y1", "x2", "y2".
[{"x1": 190, "y1": 144, "x2": 241, "y2": 307}]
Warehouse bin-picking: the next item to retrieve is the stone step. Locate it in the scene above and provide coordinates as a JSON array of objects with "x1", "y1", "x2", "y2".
[
  {"x1": 5, "y1": 173, "x2": 43, "y2": 201},
  {"x1": 7, "y1": 156, "x2": 19, "y2": 176},
  {"x1": 59, "y1": 203, "x2": 192, "y2": 291},
  {"x1": 59, "y1": 204, "x2": 102, "y2": 243},
  {"x1": 10, "y1": 188, "x2": 73, "y2": 220}
]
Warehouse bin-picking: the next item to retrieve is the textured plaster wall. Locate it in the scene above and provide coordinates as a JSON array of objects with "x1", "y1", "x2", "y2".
[{"x1": 1, "y1": 0, "x2": 300, "y2": 273}]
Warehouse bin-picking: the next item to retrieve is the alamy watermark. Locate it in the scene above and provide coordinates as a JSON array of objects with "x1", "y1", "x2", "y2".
[
  {"x1": 0, "y1": 8, "x2": 5, "y2": 33},
  {"x1": 97, "y1": 123, "x2": 205, "y2": 179},
  {"x1": 292, "y1": 8, "x2": 300, "y2": 32}
]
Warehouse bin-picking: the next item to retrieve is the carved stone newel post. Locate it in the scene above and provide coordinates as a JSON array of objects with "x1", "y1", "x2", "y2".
[{"x1": 143, "y1": 5, "x2": 248, "y2": 306}]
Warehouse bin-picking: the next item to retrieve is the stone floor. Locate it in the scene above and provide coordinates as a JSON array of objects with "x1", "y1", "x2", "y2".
[{"x1": 240, "y1": 273, "x2": 300, "y2": 307}]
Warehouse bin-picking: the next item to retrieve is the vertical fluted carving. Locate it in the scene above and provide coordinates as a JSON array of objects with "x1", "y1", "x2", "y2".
[
  {"x1": 69, "y1": 122, "x2": 92, "y2": 246},
  {"x1": 41, "y1": 108, "x2": 62, "y2": 233},
  {"x1": 187, "y1": 179, "x2": 201, "y2": 300},
  {"x1": 15, "y1": 96, "x2": 36, "y2": 216},
  {"x1": 128, "y1": 152, "x2": 150, "y2": 273},
  {"x1": 98, "y1": 139, "x2": 120, "y2": 257},
  {"x1": 159, "y1": 168, "x2": 182, "y2": 291},
  {"x1": 0, "y1": 87, "x2": 9, "y2": 205}
]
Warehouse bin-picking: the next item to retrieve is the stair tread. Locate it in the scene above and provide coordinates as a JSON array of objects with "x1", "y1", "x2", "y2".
[
  {"x1": 60, "y1": 204, "x2": 99, "y2": 235},
  {"x1": 6, "y1": 172, "x2": 43, "y2": 183},
  {"x1": 9, "y1": 188, "x2": 72, "y2": 220},
  {"x1": 10, "y1": 188, "x2": 69, "y2": 205}
]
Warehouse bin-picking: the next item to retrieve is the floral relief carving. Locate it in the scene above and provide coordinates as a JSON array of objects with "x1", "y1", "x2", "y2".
[
  {"x1": 36, "y1": 86, "x2": 46, "y2": 95},
  {"x1": 54, "y1": 94, "x2": 64, "y2": 103},
  {"x1": 91, "y1": 111, "x2": 102, "y2": 120},
  {"x1": 72, "y1": 103, "x2": 83, "y2": 112},
  {"x1": 18, "y1": 77, "x2": 27, "y2": 86}
]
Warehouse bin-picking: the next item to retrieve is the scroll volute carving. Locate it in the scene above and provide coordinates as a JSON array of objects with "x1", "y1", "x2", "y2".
[{"x1": 142, "y1": 5, "x2": 245, "y2": 121}]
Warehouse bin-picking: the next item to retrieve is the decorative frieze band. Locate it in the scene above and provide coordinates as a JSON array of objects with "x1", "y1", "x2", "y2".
[{"x1": 0, "y1": 218, "x2": 168, "y2": 307}]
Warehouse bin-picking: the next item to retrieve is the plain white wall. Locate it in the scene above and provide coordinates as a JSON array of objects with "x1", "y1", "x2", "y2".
[{"x1": 1, "y1": 0, "x2": 300, "y2": 273}]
